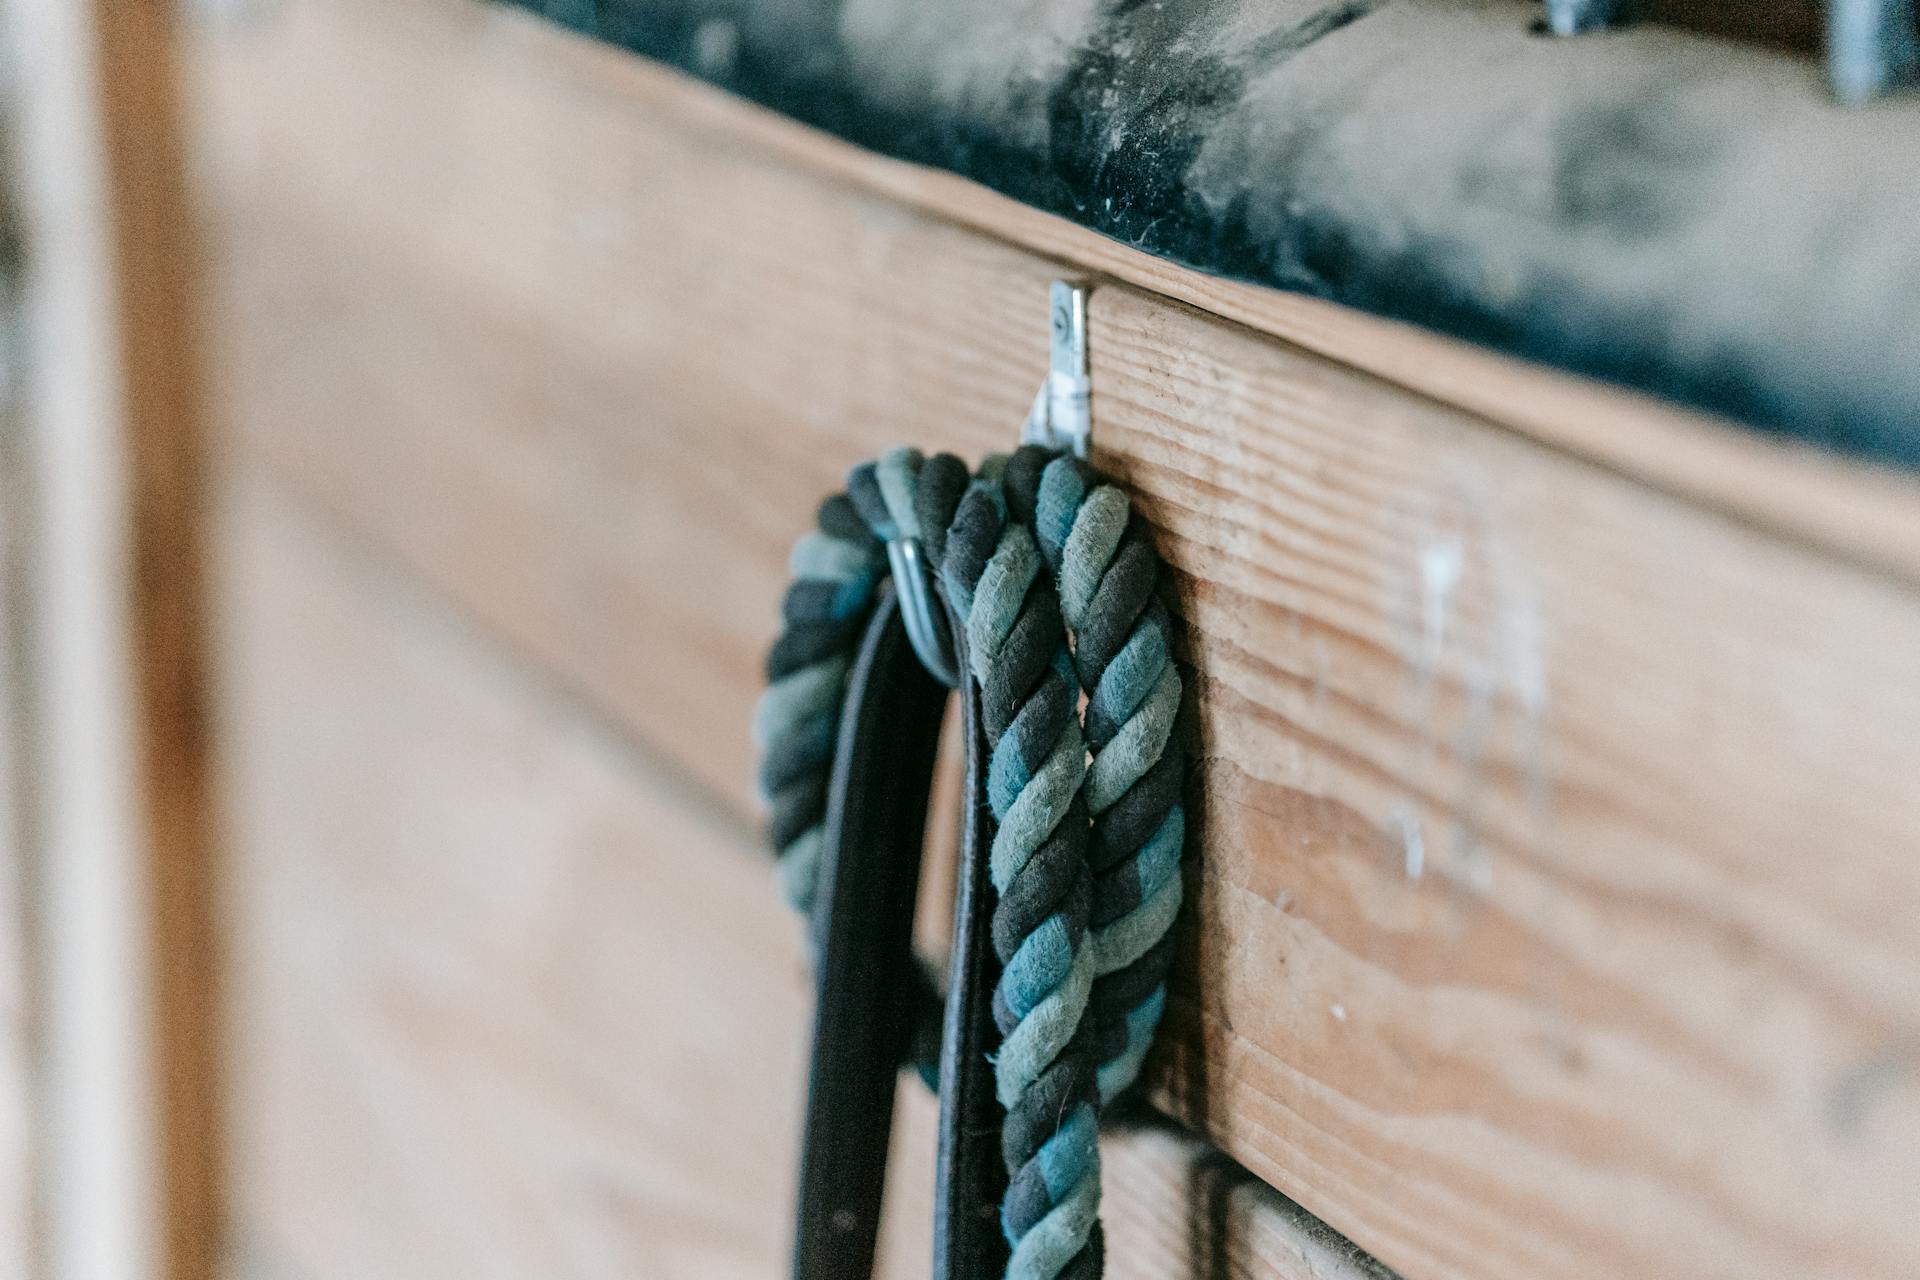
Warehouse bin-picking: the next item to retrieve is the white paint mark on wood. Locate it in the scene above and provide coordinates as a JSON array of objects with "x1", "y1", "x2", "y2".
[
  {"x1": 1390, "y1": 806, "x2": 1425, "y2": 881},
  {"x1": 1418, "y1": 538, "x2": 1464, "y2": 678}
]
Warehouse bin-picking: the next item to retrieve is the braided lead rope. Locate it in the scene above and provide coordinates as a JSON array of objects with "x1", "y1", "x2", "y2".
[
  {"x1": 755, "y1": 444, "x2": 1186, "y2": 1280},
  {"x1": 927, "y1": 457, "x2": 1103, "y2": 1280},
  {"x1": 1032, "y1": 454, "x2": 1186, "y2": 1104},
  {"x1": 754, "y1": 484, "x2": 887, "y2": 916}
]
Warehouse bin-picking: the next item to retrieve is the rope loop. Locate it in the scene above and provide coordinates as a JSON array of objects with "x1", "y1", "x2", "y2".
[{"x1": 757, "y1": 444, "x2": 1187, "y2": 1280}]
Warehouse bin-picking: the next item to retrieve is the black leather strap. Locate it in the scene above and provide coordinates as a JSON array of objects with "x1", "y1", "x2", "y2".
[
  {"x1": 792, "y1": 583, "x2": 1008, "y2": 1280},
  {"x1": 930, "y1": 591, "x2": 1010, "y2": 1280}
]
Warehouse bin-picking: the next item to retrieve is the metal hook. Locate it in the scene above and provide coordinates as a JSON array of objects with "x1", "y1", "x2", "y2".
[
  {"x1": 886, "y1": 537, "x2": 960, "y2": 688},
  {"x1": 891, "y1": 280, "x2": 1091, "y2": 688},
  {"x1": 1021, "y1": 281, "x2": 1092, "y2": 458}
]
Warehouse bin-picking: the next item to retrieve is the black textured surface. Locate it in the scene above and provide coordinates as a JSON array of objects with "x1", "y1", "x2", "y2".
[{"x1": 509, "y1": 0, "x2": 1920, "y2": 470}]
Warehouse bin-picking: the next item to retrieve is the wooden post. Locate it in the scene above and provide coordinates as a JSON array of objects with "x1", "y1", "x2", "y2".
[{"x1": 5, "y1": 1, "x2": 222, "y2": 1278}]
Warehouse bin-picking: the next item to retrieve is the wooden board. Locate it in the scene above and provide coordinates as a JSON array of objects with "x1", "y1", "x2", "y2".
[
  {"x1": 1101, "y1": 284, "x2": 1920, "y2": 1280},
  {"x1": 9, "y1": 0, "x2": 221, "y2": 1276},
  {"x1": 215, "y1": 470, "x2": 1386, "y2": 1280},
  {"x1": 188, "y1": 3, "x2": 1920, "y2": 1278}
]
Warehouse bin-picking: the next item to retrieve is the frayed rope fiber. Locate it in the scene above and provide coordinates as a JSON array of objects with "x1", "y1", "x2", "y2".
[{"x1": 755, "y1": 445, "x2": 1189, "y2": 1280}]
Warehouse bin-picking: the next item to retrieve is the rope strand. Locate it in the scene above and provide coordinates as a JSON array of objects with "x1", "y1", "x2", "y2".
[{"x1": 1033, "y1": 453, "x2": 1186, "y2": 1104}]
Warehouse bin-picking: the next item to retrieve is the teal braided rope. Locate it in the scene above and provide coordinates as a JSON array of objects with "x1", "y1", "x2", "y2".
[
  {"x1": 752, "y1": 482, "x2": 888, "y2": 916},
  {"x1": 1029, "y1": 452, "x2": 1186, "y2": 1104},
  {"x1": 756, "y1": 444, "x2": 1188, "y2": 1279},
  {"x1": 932, "y1": 462, "x2": 1103, "y2": 1280}
]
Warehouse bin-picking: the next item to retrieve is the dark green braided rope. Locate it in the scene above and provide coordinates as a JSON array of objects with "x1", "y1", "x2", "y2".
[{"x1": 755, "y1": 445, "x2": 1186, "y2": 1280}]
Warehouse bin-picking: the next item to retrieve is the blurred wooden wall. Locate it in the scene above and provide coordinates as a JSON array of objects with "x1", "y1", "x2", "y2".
[{"x1": 1, "y1": 2, "x2": 221, "y2": 1278}]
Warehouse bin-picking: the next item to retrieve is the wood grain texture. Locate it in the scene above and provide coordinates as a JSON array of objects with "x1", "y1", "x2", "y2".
[
  {"x1": 92, "y1": 5, "x2": 226, "y2": 1275},
  {"x1": 11, "y1": 0, "x2": 221, "y2": 1276},
  {"x1": 195, "y1": 0, "x2": 1054, "y2": 809},
  {"x1": 188, "y1": 2, "x2": 1920, "y2": 1278},
  {"x1": 1103, "y1": 285, "x2": 1920, "y2": 1280},
  {"x1": 216, "y1": 470, "x2": 1386, "y2": 1280}
]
